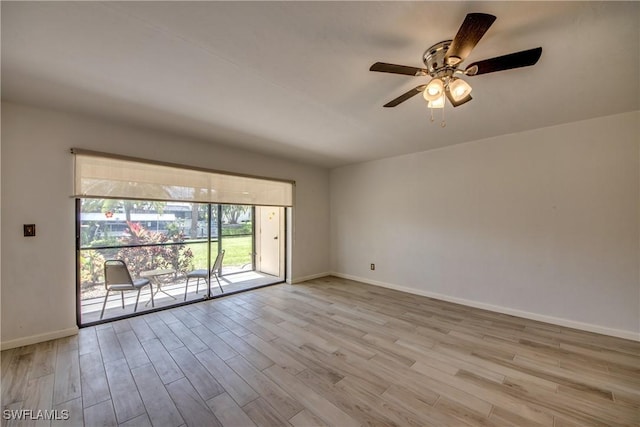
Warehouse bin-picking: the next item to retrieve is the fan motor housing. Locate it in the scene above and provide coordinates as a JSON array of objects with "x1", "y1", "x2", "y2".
[{"x1": 423, "y1": 40, "x2": 454, "y2": 75}]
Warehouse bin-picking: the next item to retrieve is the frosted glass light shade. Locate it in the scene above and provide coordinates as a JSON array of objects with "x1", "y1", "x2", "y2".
[
  {"x1": 423, "y1": 78, "x2": 444, "y2": 101},
  {"x1": 449, "y1": 78, "x2": 472, "y2": 101},
  {"x1": 428, "y1": 94, "x2": 445, "y2": 108}
]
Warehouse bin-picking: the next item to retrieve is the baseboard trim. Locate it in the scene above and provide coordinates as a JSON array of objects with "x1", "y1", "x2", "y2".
[
  {"x1": 290, "y1": 272, "x2": 331, "y2": 284},
  {"x1": 330, "y1": 272, "x2": 640, "y2": 342},
  {"x1": 1, "y1": 327, "x2": 79, "y2": 350}
]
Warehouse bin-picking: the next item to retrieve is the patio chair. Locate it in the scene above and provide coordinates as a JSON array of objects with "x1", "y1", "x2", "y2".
[
  {"x1": 184, "y1": 249, "x2": 225, "y2": 300},
  {"x1": 101, "y1": 260, "x2": 154, "y2": 319}
]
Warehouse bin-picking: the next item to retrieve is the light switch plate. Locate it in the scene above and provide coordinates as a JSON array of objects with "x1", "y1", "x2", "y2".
[{"x1": 24, "y1": 224, "x2": 36, "y2": 237}]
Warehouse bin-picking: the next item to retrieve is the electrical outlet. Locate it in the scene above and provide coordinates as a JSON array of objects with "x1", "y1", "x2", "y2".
[{"x1": 370, "y1": 263, "x2": 375, "y2": 270}]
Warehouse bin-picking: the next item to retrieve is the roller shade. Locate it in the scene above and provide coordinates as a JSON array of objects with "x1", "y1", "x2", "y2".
[{"x1": 72, "y1": 150, "x2": 294, "y2": 207}]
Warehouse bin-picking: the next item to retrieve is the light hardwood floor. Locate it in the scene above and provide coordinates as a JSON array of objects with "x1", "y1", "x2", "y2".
[{"x1": 2, "y1": 277, "x2": 639, "y2": 426}]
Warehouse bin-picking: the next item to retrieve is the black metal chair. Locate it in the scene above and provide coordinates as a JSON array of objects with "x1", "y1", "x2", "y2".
[{"x1": 101, "y1": 260, "x2": 154, "y2": 319}]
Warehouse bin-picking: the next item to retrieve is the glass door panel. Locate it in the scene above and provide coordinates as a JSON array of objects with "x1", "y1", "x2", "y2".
[
  {"x1": 220, "y1": 205, "x2": 253, "y2": 275},
  {"x1": 78, "y1": 200, "x2": 211, "y2": 324},
  {"x1": 78, "y1": 200, "x2": 284, "y2": 326}
]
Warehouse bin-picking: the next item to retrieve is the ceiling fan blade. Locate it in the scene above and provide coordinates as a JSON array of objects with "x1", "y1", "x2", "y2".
[
  {"x1": 383, "y1": 85, "x2": 427, "y2": 107},
  {"x1": 445, "y1": 87, "x2": 473, "y2": 107},
  {"x1": 445, "y1": 13, "x2": 496, "y2": 66},
  {"x1": 370, "y1": 62, "x2": 429, "y2": 77},
  {"x1": 464, "y1": 47, "x2": 542, "y2": 76}
]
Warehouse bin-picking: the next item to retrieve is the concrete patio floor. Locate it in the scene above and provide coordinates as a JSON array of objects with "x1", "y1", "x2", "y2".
[{"x1": 80, "y1": 270, "x2": 281, "y2": 324}]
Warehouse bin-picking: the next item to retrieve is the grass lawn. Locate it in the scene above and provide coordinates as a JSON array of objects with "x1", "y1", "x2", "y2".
[{"x1": 188, "y1": 235, "x2": 252, "y2": 269}]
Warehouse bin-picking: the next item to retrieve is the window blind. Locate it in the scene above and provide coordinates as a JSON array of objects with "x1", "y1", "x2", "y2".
[{"x1": 72, "y1": 149, "x2": 294, "y2": 207}]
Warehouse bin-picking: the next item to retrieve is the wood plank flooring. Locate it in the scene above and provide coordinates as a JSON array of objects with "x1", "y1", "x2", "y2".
[{"x1": 2, "y1": 276, "x2": 639, "y2": 426}]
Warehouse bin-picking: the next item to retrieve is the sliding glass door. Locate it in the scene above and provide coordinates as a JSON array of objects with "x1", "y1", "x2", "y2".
[{"x1": 77, "y1": 199, "x2": 284, "y2": 325}]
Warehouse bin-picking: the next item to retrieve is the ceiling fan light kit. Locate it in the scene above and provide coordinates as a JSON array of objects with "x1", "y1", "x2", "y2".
[
  {"x1": 370, "y1": 12, "x2": 542, "y2": 126},
  {"x1": 449, "y1": 78, "x2": 473, "y2": 102},
  {"x1": 427, "y1": 94, "x2": 445, "y2": 109},
  {"x1": 423, "y1": 78, "x2": 445, "y2": 101}
]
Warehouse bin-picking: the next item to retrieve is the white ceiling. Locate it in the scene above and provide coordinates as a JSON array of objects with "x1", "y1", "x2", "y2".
[{"x1": 2, "y1": 2, "x2": 638, "y2": 168}]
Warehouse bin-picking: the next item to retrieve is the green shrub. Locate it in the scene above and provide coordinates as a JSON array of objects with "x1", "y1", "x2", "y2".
[
  {"x1": 115, "y1": 221, "x2": 194, "y2": 278},
  {"x1": 222, "y1": 222, "x2": 252, "y2": 236},
  {"x1": 80, "y1": 250, "x2": 105, "y2": 284}
]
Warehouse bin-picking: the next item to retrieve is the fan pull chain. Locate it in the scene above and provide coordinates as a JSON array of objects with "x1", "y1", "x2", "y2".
[{"x1": 428, "y1": 106, "x2": 446, "y2": 127}]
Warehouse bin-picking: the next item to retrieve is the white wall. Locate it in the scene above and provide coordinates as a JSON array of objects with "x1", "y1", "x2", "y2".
[
  {"x1": 331, "y1": 111, "x2": 640, "y2": 339},
  {"x1": 1, "y1": 102, "x2": 330, "y2": 347}
]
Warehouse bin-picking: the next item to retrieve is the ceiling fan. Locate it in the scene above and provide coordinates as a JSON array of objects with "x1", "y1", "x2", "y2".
[{"x1": 370, "y1": 13, "x2": 542, "y2": 112}]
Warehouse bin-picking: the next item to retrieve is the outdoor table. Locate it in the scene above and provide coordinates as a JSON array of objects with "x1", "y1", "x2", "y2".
[{"x1": 140, "y1": 268, "x2": 176, "y2": 305}]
